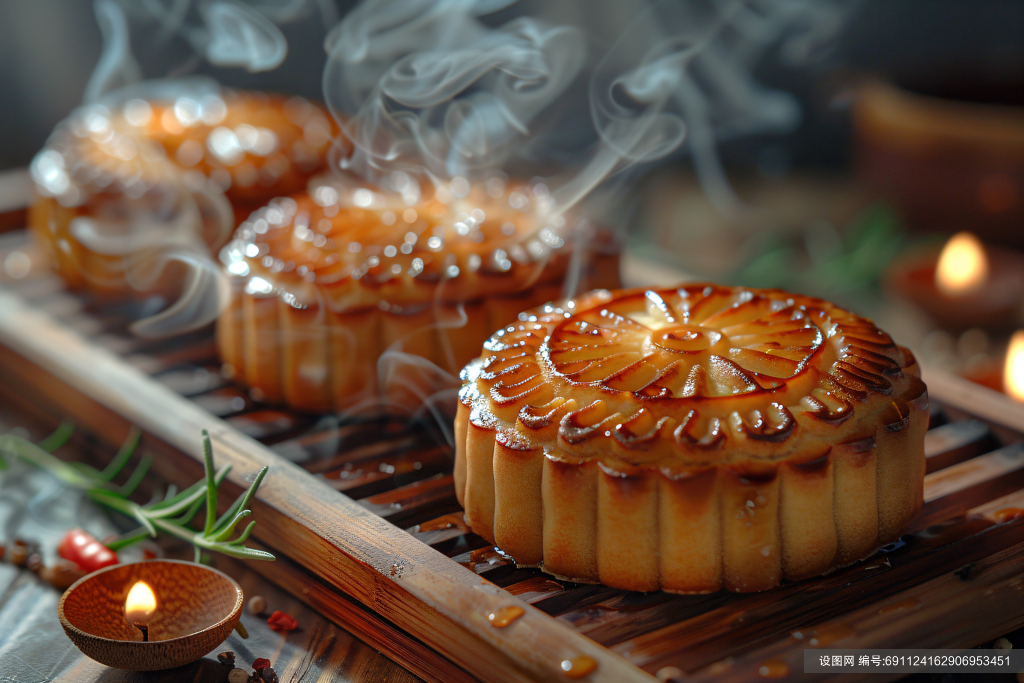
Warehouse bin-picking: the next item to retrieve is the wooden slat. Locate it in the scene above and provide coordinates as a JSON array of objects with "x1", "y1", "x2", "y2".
[
  {"x1": 303, "y1": 437, "x2": 420, "y2": 474},
  {"x1": 923, "y1": 443, "x2": 1024, "y2": 502},
  {"x1": 321, "y1": 447, "x2": 451, "y2": 498},
  {"x1": 619, "y1": 515, "x2": 1023, "y2": 674},
  {"x1": 923, "y1": 367, "x2": 1024, "y2": 437},
  {"x1": 924, "y1": 419, "x2": 993, "y2": 473},
  {"x1": 676, "y1": 536, "x2": 1024, "y2": 682},
  {"x1": 6, "y1": 214, "x2": 1024, "y2": 683},
  {"x1": 358, "y1": 474, "x2": 462, "y2": 526},
  {"x1": 0, "y1": 286, "x2": 653, "y2": 683}
]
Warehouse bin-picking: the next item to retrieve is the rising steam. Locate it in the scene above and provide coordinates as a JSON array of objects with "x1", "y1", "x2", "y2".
[
  {"x1": 325, "y1": 0, "x2": 847, "y2": 216},
  {"x1": 39, "y1": 0, "x2": 847, "y2": 428}
]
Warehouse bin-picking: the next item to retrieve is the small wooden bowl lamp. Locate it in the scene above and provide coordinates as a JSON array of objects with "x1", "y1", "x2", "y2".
[{"x1": 57, "y1": 559, "x2": 243, "y2": 671}]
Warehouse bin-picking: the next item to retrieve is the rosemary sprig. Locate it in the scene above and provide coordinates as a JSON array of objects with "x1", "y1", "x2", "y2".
[{"x1": 0, "y1": 424, "x2": 274, "y2": 563}]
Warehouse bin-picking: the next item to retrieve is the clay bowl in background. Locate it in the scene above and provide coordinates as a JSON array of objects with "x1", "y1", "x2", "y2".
[
  {"x1": 57, "y1": 559, "x2": 243, "y2": 671},
  {"x1": 855, "y1": 79, "x2": 1024, "y2": 250}
]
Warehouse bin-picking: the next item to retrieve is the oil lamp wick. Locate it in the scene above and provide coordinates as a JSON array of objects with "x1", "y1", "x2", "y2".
[{"x1": 134, "y1": 623, "x2": 149, "y2": 642}]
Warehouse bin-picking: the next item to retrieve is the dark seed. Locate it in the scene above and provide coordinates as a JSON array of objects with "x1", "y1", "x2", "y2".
[
  {"x1": 26, "y1": 553, "x2": 43, "y2": 573},
  {"x1": 954, "y1": 562, "x2": 978, "y2": 581},
  {"x1": 260, "y1": 667, "x2": 278, "y2": 683},
  {"x1": 9, "y1": 543, "x2": 28, "y2": 567},
  {"x1": 218, "y1": 651, "x2": 236, "y2": 667}
]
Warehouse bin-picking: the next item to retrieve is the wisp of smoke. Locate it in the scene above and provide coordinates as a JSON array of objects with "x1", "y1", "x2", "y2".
[
  {"x1": 51, "y1": 0, "x2": 847, "y2": 433},
  {"x1": 325, "y1": 0, "x2": 847, "y2": 217}
]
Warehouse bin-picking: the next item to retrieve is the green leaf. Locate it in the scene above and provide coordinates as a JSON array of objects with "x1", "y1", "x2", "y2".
[
  {"x1": 211, "y1": 509, "x2": 251, "y2": 543},
  {"x1": 105, "y1": 527, "x2": 151, "y2": 552},
  {"x1": 202, "y1": 430, "x2": 217, "y2": 536},
  {"x1": 100, "y1": 427, "x2": 141, "y2": 483},
  {"x1": 147, "y1": 486, "x2": 207, "y2": 520},
  {"x1": 170, "y1": 495, "x2": 205, "y2": 526},
  {"x1": 37, "y1": 420, "x2": 75, "y2": 453},
  {"x1": 213, "y1": 466, "x2": 267, "y2": 535},
  {"x1": 229, "y1": 520, "x2": 257, "y2": 546},
  {"x1": 118, "y1": 454, "x2": 151, "y2": 497},
  {"x1": 1, "y1": 435, "x2": 94, "y2": 488}
]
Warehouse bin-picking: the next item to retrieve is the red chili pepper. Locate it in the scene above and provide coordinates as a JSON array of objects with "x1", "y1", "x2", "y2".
[
  {"x1": 252, "y1": 658, "x2": 271, "y2": 670},
  {"x1": 58, "y1": 529, "x2": 118, "y2": 573},
  {"x1": 266, "y1": 611, "x2": 297, "y2": 632}
]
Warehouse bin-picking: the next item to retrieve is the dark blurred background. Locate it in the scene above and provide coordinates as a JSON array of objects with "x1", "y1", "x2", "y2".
[{"x1": 2, "y1": 0, "x2": 1022, "y2": 172}]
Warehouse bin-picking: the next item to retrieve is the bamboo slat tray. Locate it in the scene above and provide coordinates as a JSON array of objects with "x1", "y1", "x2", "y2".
[{"x1": 3, "y1": 214, "x2": 1024, "y2": 682}]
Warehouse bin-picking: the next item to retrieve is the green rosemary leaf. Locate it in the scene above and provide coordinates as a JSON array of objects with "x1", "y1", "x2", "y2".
[
  {"x1": 105, "y1": 527, "x2": 150, "y2": 551},
  {"x1": 201, "y1": 430, "x2": 217, "y2": 536},
  {"x1": 118, "y1": 454, "x2": 152, "y2": 497},
  {"x1": 228, "y1": 520, "x2": 257, "y2": 546},
  {"x1": 211, "y1": 509, "x2": 251, "y2": 543},
  {"x1": 133, "y1": 508, "x2": 157, "y2": 537},
  {"x1": 146, "y1": 485, "x2": 207, "y2": 519},
  {"x1": 37, "y1": 420, "x2": 75, "y2": 453},
  {"x1": 100, "y1": 426, "x2": 141, "y2": 483},
  {"x1": 147, "y1": 466, "x2": 230, "y2": 511},
  {"x1": 213, "y1": 466, "x2": 267, "y2": 535},
  {"x1": 170, "y1": 494, "x2": 205, "y2": 526}
]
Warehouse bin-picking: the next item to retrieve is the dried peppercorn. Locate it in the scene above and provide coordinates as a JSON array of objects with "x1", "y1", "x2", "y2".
[
  {"x1": 9, "y1": 540, "x2": 28, "y2": 567},
  {"x1": 248, "y1": 595, "x2": 266, "y2": 615},
  {"x1": 260, "y1": 667, "x2": 279, "y2": 683},
  {"x1": 26, "y1": 553, "x2": 43, "y2": 573},
  {"x1": 41, "y1": 560, "x2": 87, "y2": 590},
  {"x1": 218, "y1": 651, "x2": 236, "y2": 667},
  {"x1": 954, "y1": 562, "x2": 979, "y2": 581},
  {"x1": 266, "y1": 611, "x2": 297, "y2": 632},
  {"x1": 58, "y1": 529, "x2": 118, "y2": 572},
  {"x1": 252, "y1": 658, "x2": 271, "y2": 670}
]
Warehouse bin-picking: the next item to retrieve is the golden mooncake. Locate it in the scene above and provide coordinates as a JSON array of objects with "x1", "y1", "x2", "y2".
[
  {"x1": 217, "y1": 175, "x2": 620, "y2": 413},
  {"x1": 29, "y1": 90, "x2": 336, "y2": 293},
  {"x1": 455, "y1": 284, "x2": 927, "y2": 592}
]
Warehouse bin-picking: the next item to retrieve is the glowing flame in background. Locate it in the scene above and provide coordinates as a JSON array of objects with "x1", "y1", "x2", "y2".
[
  {"x1": 935, "y1": 231, "x2": 989, "y2": 296},
  {"x1": 1005, "y1": 332, "x2": 1024, "y2": 403}
]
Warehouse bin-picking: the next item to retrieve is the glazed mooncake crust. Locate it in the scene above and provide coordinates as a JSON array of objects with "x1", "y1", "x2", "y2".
[
  {"x1": 455, "y1": 285, "x2": 928, "y2": 593},
  {"x1": 216, "y1": 176, "x2": 620, "y2": 413},
  {"x1": 30, "y1": 90, "x2": 335, "y2": 293}
]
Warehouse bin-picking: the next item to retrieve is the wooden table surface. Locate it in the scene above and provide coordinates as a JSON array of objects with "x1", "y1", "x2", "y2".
[{"x1": 0, "y1": 405, "x2": 422, "y2": 683}]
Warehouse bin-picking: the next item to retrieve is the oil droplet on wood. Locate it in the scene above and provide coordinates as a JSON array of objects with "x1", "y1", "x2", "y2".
[
  {"x1": 758, "y1": 659, "x2": 790, "y2": 678},
  {"x1": 994, "y1": 507, "x2": 1024, "y2": 523},
  {"x1": 488, "y1": 605, "x2": 524, "y2": 627},
  {"x1": 807, "y1": 623, "x2": 855, "y2": 647},
  {"x1": 505, "y1": 577, "x2": 564, "y2": 597},
  {"x1": 459, "y1": 546, "x2": 512, "y2": 569},
  {"x1": 560, "y1": 655, "x2": 597, "y2": 678},
  {"x1": 418, "y1": 512, "x2": 470, "y2": 533},
  {"x1": 656, "y1": 665, "x2": 684, "y2": 681},
  {"x1": 878, "y1": 597, "x2": 921, "y2": 614}
]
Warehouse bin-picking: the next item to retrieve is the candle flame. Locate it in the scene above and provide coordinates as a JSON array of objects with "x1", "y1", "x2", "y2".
[
  {"x1": 124, "y1": 581, "x2": 156, "y2": 624},
  {"x1": 935, "y1": 232, "x2": 988, "y2": 296},
  {"x1": 1005, "y1": 332, "x2": 1024, "y2": 403}
]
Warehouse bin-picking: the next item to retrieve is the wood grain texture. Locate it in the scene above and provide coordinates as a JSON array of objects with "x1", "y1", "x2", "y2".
[
  {"x1": 676, "y1": 538, "x2": 1024, "y2": 683},
  {"x1": 0, "y1": 286, "x2": 653, "y2": 683},
  {"x1": 7, "y1": 212, "x2": 1024, "y2": 683},
  {"x1": 923, "y1": 367, "x2": 1024, "y2": 436}
]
